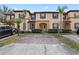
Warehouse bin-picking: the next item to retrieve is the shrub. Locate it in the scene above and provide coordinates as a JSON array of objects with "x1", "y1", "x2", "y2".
[
  {"x1": 47, "y1": 29, "x2": 72, "y2": 33},
  {"x1": 47, "y1": 29, "x2": 58, "y2": 33},
  {"x1": 76, "y1": 29, "x2": 79, "y2": 35},
  {"x1": 19, "y1": 31, "x2": 31, "y2": 33},
  {"x1": 62, "y1": 29, "x2": 72, "y2": 33},
  {"x1": 32, "y1": 29, "x2": 42, "y2": 33}
]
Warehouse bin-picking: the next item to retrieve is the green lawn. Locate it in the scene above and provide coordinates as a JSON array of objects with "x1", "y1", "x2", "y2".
[
  {"x1": 53, "y1": 34, "x2": 79, "y2": 52},
  {"x1": 0, "y1": 35, "x2": 18, "y2": 46},
  {"x1": 0, "y1": 33, "x2": 29, "y2": 47}
]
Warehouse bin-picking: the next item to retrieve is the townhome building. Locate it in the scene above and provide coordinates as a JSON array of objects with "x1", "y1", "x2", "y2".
[
  {"x1": 64, "y1": 10, "x2": 79, "y2": 31},
  {"x1": 4, "y1": 10, "x2": 79, "y2": 31}
]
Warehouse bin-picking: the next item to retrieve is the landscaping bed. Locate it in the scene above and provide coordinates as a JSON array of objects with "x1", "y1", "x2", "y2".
[{"x1": 53, "y1": 34, "x2": 79, "y2": 52}]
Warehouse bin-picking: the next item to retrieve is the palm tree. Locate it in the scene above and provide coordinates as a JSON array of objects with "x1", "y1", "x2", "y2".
[
  {"x1": 0, "y1": 5, "x2": 13, "y2": 23},
  {"x1": 11, "y1": 18, "x2": 22, "y2": 36},
  {"x1": 0, "y1": 6, "x2": 4, "y2": 23},
  {"x1": 57, "y1": 6, "x2": 67, "y2": 35},
  {"x1": 6, "y1": 19, "x2": 14, "y2": 26},
  {"x1": 23, "y1": 10, "x2": 30, "y2": 31}
]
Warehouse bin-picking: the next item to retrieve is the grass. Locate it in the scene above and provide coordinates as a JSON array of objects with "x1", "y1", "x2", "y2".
[
  {"x1": 0, "y1": 33, "x2": 30, "y2": 47},
  {"x1": 0, "y1": 35, "x2": 18, "y2": 47},
  {"x1": 53, "y1": 34, "x2": 79, "y2": 52}
]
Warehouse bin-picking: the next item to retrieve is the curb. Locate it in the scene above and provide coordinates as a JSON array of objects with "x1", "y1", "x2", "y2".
[{"x1": 0, "y1": 35, "x2": 17, "y2": 41}]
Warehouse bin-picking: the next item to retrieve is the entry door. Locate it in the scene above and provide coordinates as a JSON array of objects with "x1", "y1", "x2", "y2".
[
  {"x1": 39, "y1": 23, "x2": 47, "y2": 31},
  {"x1": 42, "y1": 25, "x2": 46, "y2": 31}
]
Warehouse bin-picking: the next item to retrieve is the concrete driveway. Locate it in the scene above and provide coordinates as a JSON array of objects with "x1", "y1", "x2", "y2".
[{"x1": 0, "y1": 33, "x2": 78, "y2": 55}]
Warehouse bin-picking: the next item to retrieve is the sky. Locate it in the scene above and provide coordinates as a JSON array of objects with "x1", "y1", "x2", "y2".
[{"x1": 0, "y1": 4, "x2": 79, "y2": 12}]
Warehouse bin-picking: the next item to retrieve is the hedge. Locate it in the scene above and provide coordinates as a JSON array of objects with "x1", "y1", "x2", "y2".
[
  {"x1": 47, "y1": 29, "x2": 58, "y2": 33},
  {"x1": 62, "y1": 29, "x2": 72, "y2": 33},
  {"x1": 47, "y1": 29, "x2": 72, "y2": 33},
  {"x1": 32, "y1": 29, "x2": 42, "y2": 33},
  {"x1": 19, "y1": 31, "x2": 31, "y2": 33}
]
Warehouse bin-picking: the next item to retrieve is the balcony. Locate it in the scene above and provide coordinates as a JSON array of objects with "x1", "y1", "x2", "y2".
[{"x1": 63, "y1": 19, "x2": 71, "y2": 23}]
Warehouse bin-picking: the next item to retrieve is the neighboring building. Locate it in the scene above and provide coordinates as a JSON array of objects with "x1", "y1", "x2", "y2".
[
  {"x1": 64, "y1": 10, "x2": 79, "y2": 31},
  {"x1": 4, "y1": 10, "x2": 79, "y2": 31}
]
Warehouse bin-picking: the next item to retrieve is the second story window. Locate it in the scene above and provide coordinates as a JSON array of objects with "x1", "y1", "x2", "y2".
[
  {"x1": 11, "y1": 15, "x2": 15, "y2": 19},
  {"x1": 74, "y1": 13, "x2": 76, "y2": 18},
  {"x1": 52, "y1": 13, "x2": 58, "y2": 19},
  {"x1": 74, "y1": 13, "x2": 79, "y2": 18},
  {"x1": 31, "y1": 14, "x2": 36, "y2": 20},
  {"x1": 40, "y1": 13, "x2": 46, "y2": 19},
  {"x1": 19, "y1": 13, "x2": 25, "y2": 19}
]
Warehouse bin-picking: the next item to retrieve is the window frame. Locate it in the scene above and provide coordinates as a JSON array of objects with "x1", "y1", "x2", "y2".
[
  {"x1": 19, "y1": 13, "x2": 25, "y2": 19},
  {"x1": 31, "y1": 14, "x2": 36, "y2": 20},
  {"x1": 40, "y1": 13, "x2": 46, "y2": 19},
  {"x1": 52, "y1": 23, "x2": 58, "y2": 29},
  {"x1": 10, "y1": 15, "x2": 15, "y2": 19},
  {"x1": 74, "y1": 13, "x2": 79, "y2": 18},
  {"x1": 30, "y1": 23, "x2": 35, "y2": 30},
  {"x1": 52, "y1": 13, "x2": 58, "y2": 19},
  {"x1": 74, "y1": 23, "x2": 79, "y2": 29}
]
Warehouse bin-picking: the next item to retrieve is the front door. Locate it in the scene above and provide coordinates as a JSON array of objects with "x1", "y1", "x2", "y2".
[
  {"x1": 64, "y1": 23, "x2": 71, "y2": 29},
  {"x1": 39, "y1": 23, "x2": 47, "y2": 31}
]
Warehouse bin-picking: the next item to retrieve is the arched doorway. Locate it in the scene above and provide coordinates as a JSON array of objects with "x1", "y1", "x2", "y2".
[
  {"x1": 64, "y1": 23, "x2": 71, "y2": 29},
  {"x1": 39, "y1": 23, "x2": 47, "y2": 31}
]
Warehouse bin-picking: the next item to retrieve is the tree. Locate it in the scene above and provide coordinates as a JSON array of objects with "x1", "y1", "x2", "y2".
[
  {"x1": 0, "y1": 6, "x2": 4, "y2": 23},
  {"x1": 5, "y1": 19, "x2": 14, "y2": 26},
  {"x1": 23, "y1": 10, "x2": 30, "y2": 31},
  {"x1": 57, "y1": 6, "x2": 67, "y2": 35},
  {"x1": 0, "y1": 5, "x2": 13, "y2": 23},
  {"x1": 11, "y1": 18, "x2": 22, "y2": 36}
]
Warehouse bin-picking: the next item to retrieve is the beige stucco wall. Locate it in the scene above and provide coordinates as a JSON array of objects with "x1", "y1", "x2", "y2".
[
  {"x1": 35, "y1": 21, "x2": 49, "y2": 31},
  {"x1": 25, "y1": 20, "x2": 29, "y2": 30},
  {"x1": 69, "y1": 18, "x2": 79, "y2": 31},
  {"x1": 68, "y1": 12, "x2": 79, "y2": 17},
  {"x1": 66, "y1": 12, "x2": 79, "y2": 31},
  {"x1": 5, "y1": 12, "x2": 61, "y2": 31},
  {"x1": 14, "y1": 12, "x2": 30, "y2": 31},
  {"x1": 14, "y1": 20, "x2": 29, "y2": 31},
  {"x1": 6, "y1": 16, "x2": 10, "y2": 21},
  {"x1": 36, "y1": 13, "x2": 59, "y2": 20},
  {"x1": 14, "y1": 11, "x2": 30, "y2": 18},
  {"x1": 35, "y1": 13, "x2": 60, "y2": 29},
  {"x1": 14, "y1": 12, "x2": 24, "y2": 18},
  {"x1": 5, "y1": 11, "x2": 79, "y2": 31}
]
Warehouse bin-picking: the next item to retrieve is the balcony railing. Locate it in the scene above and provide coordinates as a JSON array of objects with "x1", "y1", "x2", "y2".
[{"x1": 63, "y1": 19, "x2": 71, "y2": 23}]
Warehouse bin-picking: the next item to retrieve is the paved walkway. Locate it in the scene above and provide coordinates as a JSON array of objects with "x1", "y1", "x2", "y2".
[{"x1": 0, "y1": 33, "x2": 78, "y2": 55}]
